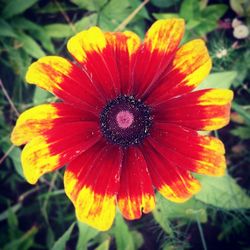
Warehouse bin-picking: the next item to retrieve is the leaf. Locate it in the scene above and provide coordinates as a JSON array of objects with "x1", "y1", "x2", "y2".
[
  {"x1": 179, "y1": 0, "x2": 201, "y2": 21},
  {"x1": 33, "y1": 87, "x2": 52, "y2": 105},
  {"x1": 231, "y1": 126, "x2": 250, "y2": 139},
  {"x1": 0, "y1": 204, "x2": 21, "y2": 222},
  {"x1": 75, "y1": 14, "x2": 98, "y2": 32},
  {"x1": 232, "y1": 102, "x2": 250, "y2": 125},
  {"x1": 3, "y1": 226, "x2": 38, "y2": 250},
  {"x1": 76, "y1": 221, "x2": 99, "y2": 250},
  {"x1": 10, "y1": 17, "x2": 42, "y2": 31},
  {"x1": 95, "y1": 238, "x2": 111, "y2": 250},
  {"x1": 44, "y1": 24, "x2": 73, "y2": 38},
  {"x1": 195, "y1": 174, "x2": 250, "y2": 209},
  {"x1": 201, "y1": 4, "x2": 228, "y2": 21},
  {"x1": 99, "y1": 0, "x2": 146, "y2": 30},
  {"x1": 51, "y1": 223, "x2": 75, "y2": 250},
  {"x1": 153, "y1": 193, "x2": 207, "y2": 235},
  {"x1": 196, "y1": 71, "x2": 237, "y2": 90},
  {"x1": 113, "y1": 212, "x2": 135, "y2": 250},
  {"x1": 0, "y1": 18, "x2": 17, "y2": 37},
  {"x1": 151, "y1": 0, "x2": 180, "y2": 8},
  {"x1": 1, "y1": 0, "x2": 38, "y2": 19},
  {"x1": 71, "y1": 0, "x2": 107, "y2": 11},
  {"x1": 16, "y1": 33, "x2": 46, "y2": 59},
  {"x1": 152, "y1": 13, "x2": 179, "y2": 20},
  {"x1": 230, "y1": 0, "x2": 245, "y2": 16}
]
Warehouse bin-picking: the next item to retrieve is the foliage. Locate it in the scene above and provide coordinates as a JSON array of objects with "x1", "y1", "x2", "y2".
[{"x1": 0, "y1": 0, "x2": 250, "y2": 249}]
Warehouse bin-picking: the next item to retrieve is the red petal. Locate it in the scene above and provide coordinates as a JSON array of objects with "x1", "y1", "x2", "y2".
[
  {"x1": 104, "y1": 31, "x2": 140, "y2": 95},
  {"x1": 149, "y1": 123, "x2": 226, "y2": 176},
  {"x1": 26, "y1": 56, "x2": 103, "y2": 112},
  {"x1": 21, "y1": 121, "x2": 101, "y2": 184},
  {"x1": 117, "y1": 147, "x2": 155, "y2": 220},
  {"x1": 11, "y1": 103, "x2": 97, "y2": 146},
  {"x1": 64, "y1": 142, "x2": 123, "y2": 231},
  {"x1": 154, "y1": 89, "x2": 233, "y2": 130},
  {"x1": 142, "y1": 141, "x2": 201, "y2": 203},
  {"x1": 146, "y1": 39, "x2": 212, "y2": 105},
  {"x1": 133, "y1": 19, "x2": 185, "y2": 98}
]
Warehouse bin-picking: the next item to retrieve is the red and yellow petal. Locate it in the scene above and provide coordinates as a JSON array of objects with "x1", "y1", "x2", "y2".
[
  {"x1": 155, "y1": 89, "x2": 233, "y2": 131},
  {"x1": 104, "y1": 31, "x2": 140, "y2": 94},
  {"x1": 26, "y1": 56, "x2": 103, "y2": 111},
  {"x1": 142, "y1": 142, "x2": 201, "y2": 203},
  {"x1": 21, "y1": 122, "x2": 101, "y2": 184},
  {"x1": 117, "y1": 147, "x2": 155, "y2": 220},
  {"x1": 149, "y1": 123, "x2": 226, "y2": 176},
  {"x1": 146, "y1": 39, "x2": 212, "y2": 105},
  {"x1": 133, "y1": 18, "x2": 185, "y2": 98},
  {"x1": 67, "y1": 27, "x2": 120, "y2": 100},
  {"x1": 64, "y1": 142, "x2": 123, "y2": 231},
  {"x1": 11, "y1": 103, "x2": 97, "y2": 146}
]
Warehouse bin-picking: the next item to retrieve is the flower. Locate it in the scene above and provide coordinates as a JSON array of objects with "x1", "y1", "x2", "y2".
[
  {"x1": 233, "y1": 24, "x2": 249, "y2": 39},
  {"x1": 11, "y1": 18, "x2": 233, "y2": 231}
]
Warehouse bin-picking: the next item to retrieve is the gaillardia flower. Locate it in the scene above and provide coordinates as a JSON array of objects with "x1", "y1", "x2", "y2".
[{"x1": 11, "y1": 19, "x2": 233, "y2": 231}]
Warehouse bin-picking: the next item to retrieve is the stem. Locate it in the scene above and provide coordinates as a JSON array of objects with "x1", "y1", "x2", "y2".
[
  {"x1": 196, "y1": 215, "x2": 207, "y2": 250},
  {"x1": 114, "y1": 0, "x2": 150, "y2": 32},
  {"x1": 0, "y1": 79, "x2": 20, "y2": 117}
]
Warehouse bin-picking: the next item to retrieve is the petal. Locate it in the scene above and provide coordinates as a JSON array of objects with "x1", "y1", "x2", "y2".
[
  {"x1": 21, "y1": 121, "x2": 101, "y2": 184},
  {"x1": 142, "y1": 142, "x2": 201, "y2": 203},
  {"x1": 64, "y1": 142, "x2": 123, "y2": 231},
  {"x1": 146, "y1": 39, "x2": 212, "y2": 105},
  {"x1": 117, "y1": 147, "x2": 155, "y2": 220},
  {"x1": 26, "y1": 56, "x2": 103, "y2": 111},
  {"x1": 67, "y1": 27, "x2": 121, "y2": 100},
  {"x1": 11, "y1": 103, "x2": 97, "y2": 146},
  {"x1": 104, "y1": 31, "x2": 140, "y2": 94},
  {"x1": 133, "y1": 18, "x2": 185, "y2": 98},
  {"x1": 150, "y1": 123, "x2": 226, "y2": 176},
  {"x1": 154, "y1": 89, "x2": 233, "y2": 130}
]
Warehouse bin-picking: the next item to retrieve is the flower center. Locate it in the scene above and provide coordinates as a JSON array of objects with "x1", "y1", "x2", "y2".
[
  {"x1": 116, "y1": 111, "x2": 134, "y2": 129},
  {"x1": 100, "y1": 95, "x2": 152, "y2": 147}
]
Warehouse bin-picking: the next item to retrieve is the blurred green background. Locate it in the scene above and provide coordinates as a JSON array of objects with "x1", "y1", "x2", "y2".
[{"x1": 0, "y1": 0, "x2": 250, "y2": 249}]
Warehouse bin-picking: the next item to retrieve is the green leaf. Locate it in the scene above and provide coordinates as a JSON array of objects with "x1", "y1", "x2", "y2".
[
  {"x1": 3, "y1": 226, "x2": 38, "y2": 250},
  {"x1": 180, "y1": 0, "x2": 201, "y2": 21},
  {"x1": 196, "y1": 71, "x2": 237, "y2": 90},
  {"x1": 75, "y1": 14, "x2": 98, "y2": 32},
  {"x1": 230, "y1": 0, "x2": 245, "y2": 16},
  {"x1": 51, "y1": 223, "x2": 75, "y2": 250},
  {"x1": 0, "y1": 204, "x2": 21, "y2": 222},
  {"x1": 151, "y1": 0, "x2": 180, "y2": 8},
  {"x1": 231, "y1": 126, "x2": 250, "y2": 139},
  {"x1": 95, "y1": 238, "x2": 111, "y2": 250},
  {"x1": 201, "y1": 4, "x2": 228, "y2": 21},
  {"x1": 33, "y1": 87, "x2": 52, "y2": 105},
  {"x1": 76, "y1": 221, "x2": 99, "y2": 250},
  {"x1": 232, "y1": 102, "x2": 250, "y2": 125},
  {"x1": 113, "y1": 212, "x2": 135, "y2": 250},
  {"x1": 152, "y1": 13, "x2": 179, "y2": 20},
  {"x1": 44, "y1": 14, "x2": 97, "y2": 39},
  {"x1": 71, "y1": 0, "x2": 107, "y2": 11},
  {"x1": 99, "y1": 0, "x2": 146, "y2": 30},
  {"x1": 195, "y1": 174, "x2": 250, "y2": 209},
  {"x1": 10, "y1": 17, "x2": 42, "y2": 31},
  {"x1": 1, "y1": 0, "x2": 38, "y2": 19},
  {"x1": 0, "y1": 18, "x2": 17, "y2": 37},
  {"x1": 16, "y1": 33, "x2": 46, "y2": 59},
  {"x1": 44, "y1": 24, "x2": 73, "y2": 38},
  {"x1": 153, "y1": 193, "x2": 207, "y2": 234}
]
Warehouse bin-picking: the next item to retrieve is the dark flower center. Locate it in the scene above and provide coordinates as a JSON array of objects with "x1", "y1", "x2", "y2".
[{"x1": 100, "y1": 95, "x2": 152, "y2": 147}]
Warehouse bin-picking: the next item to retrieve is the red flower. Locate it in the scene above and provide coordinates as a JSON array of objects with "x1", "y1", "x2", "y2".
[{"x1": 11, "y1": 19, "x2": 233, "y2": 231}]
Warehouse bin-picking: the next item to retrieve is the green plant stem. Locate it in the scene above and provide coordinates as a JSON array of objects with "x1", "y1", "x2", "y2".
[{"x1": 196, "y1": 215, "x2": 207, "y2": 250}]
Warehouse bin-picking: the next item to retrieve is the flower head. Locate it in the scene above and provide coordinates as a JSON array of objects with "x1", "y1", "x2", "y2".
[{"x1": 11, "y1": 19, "x2": 233, "y2": 231}]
